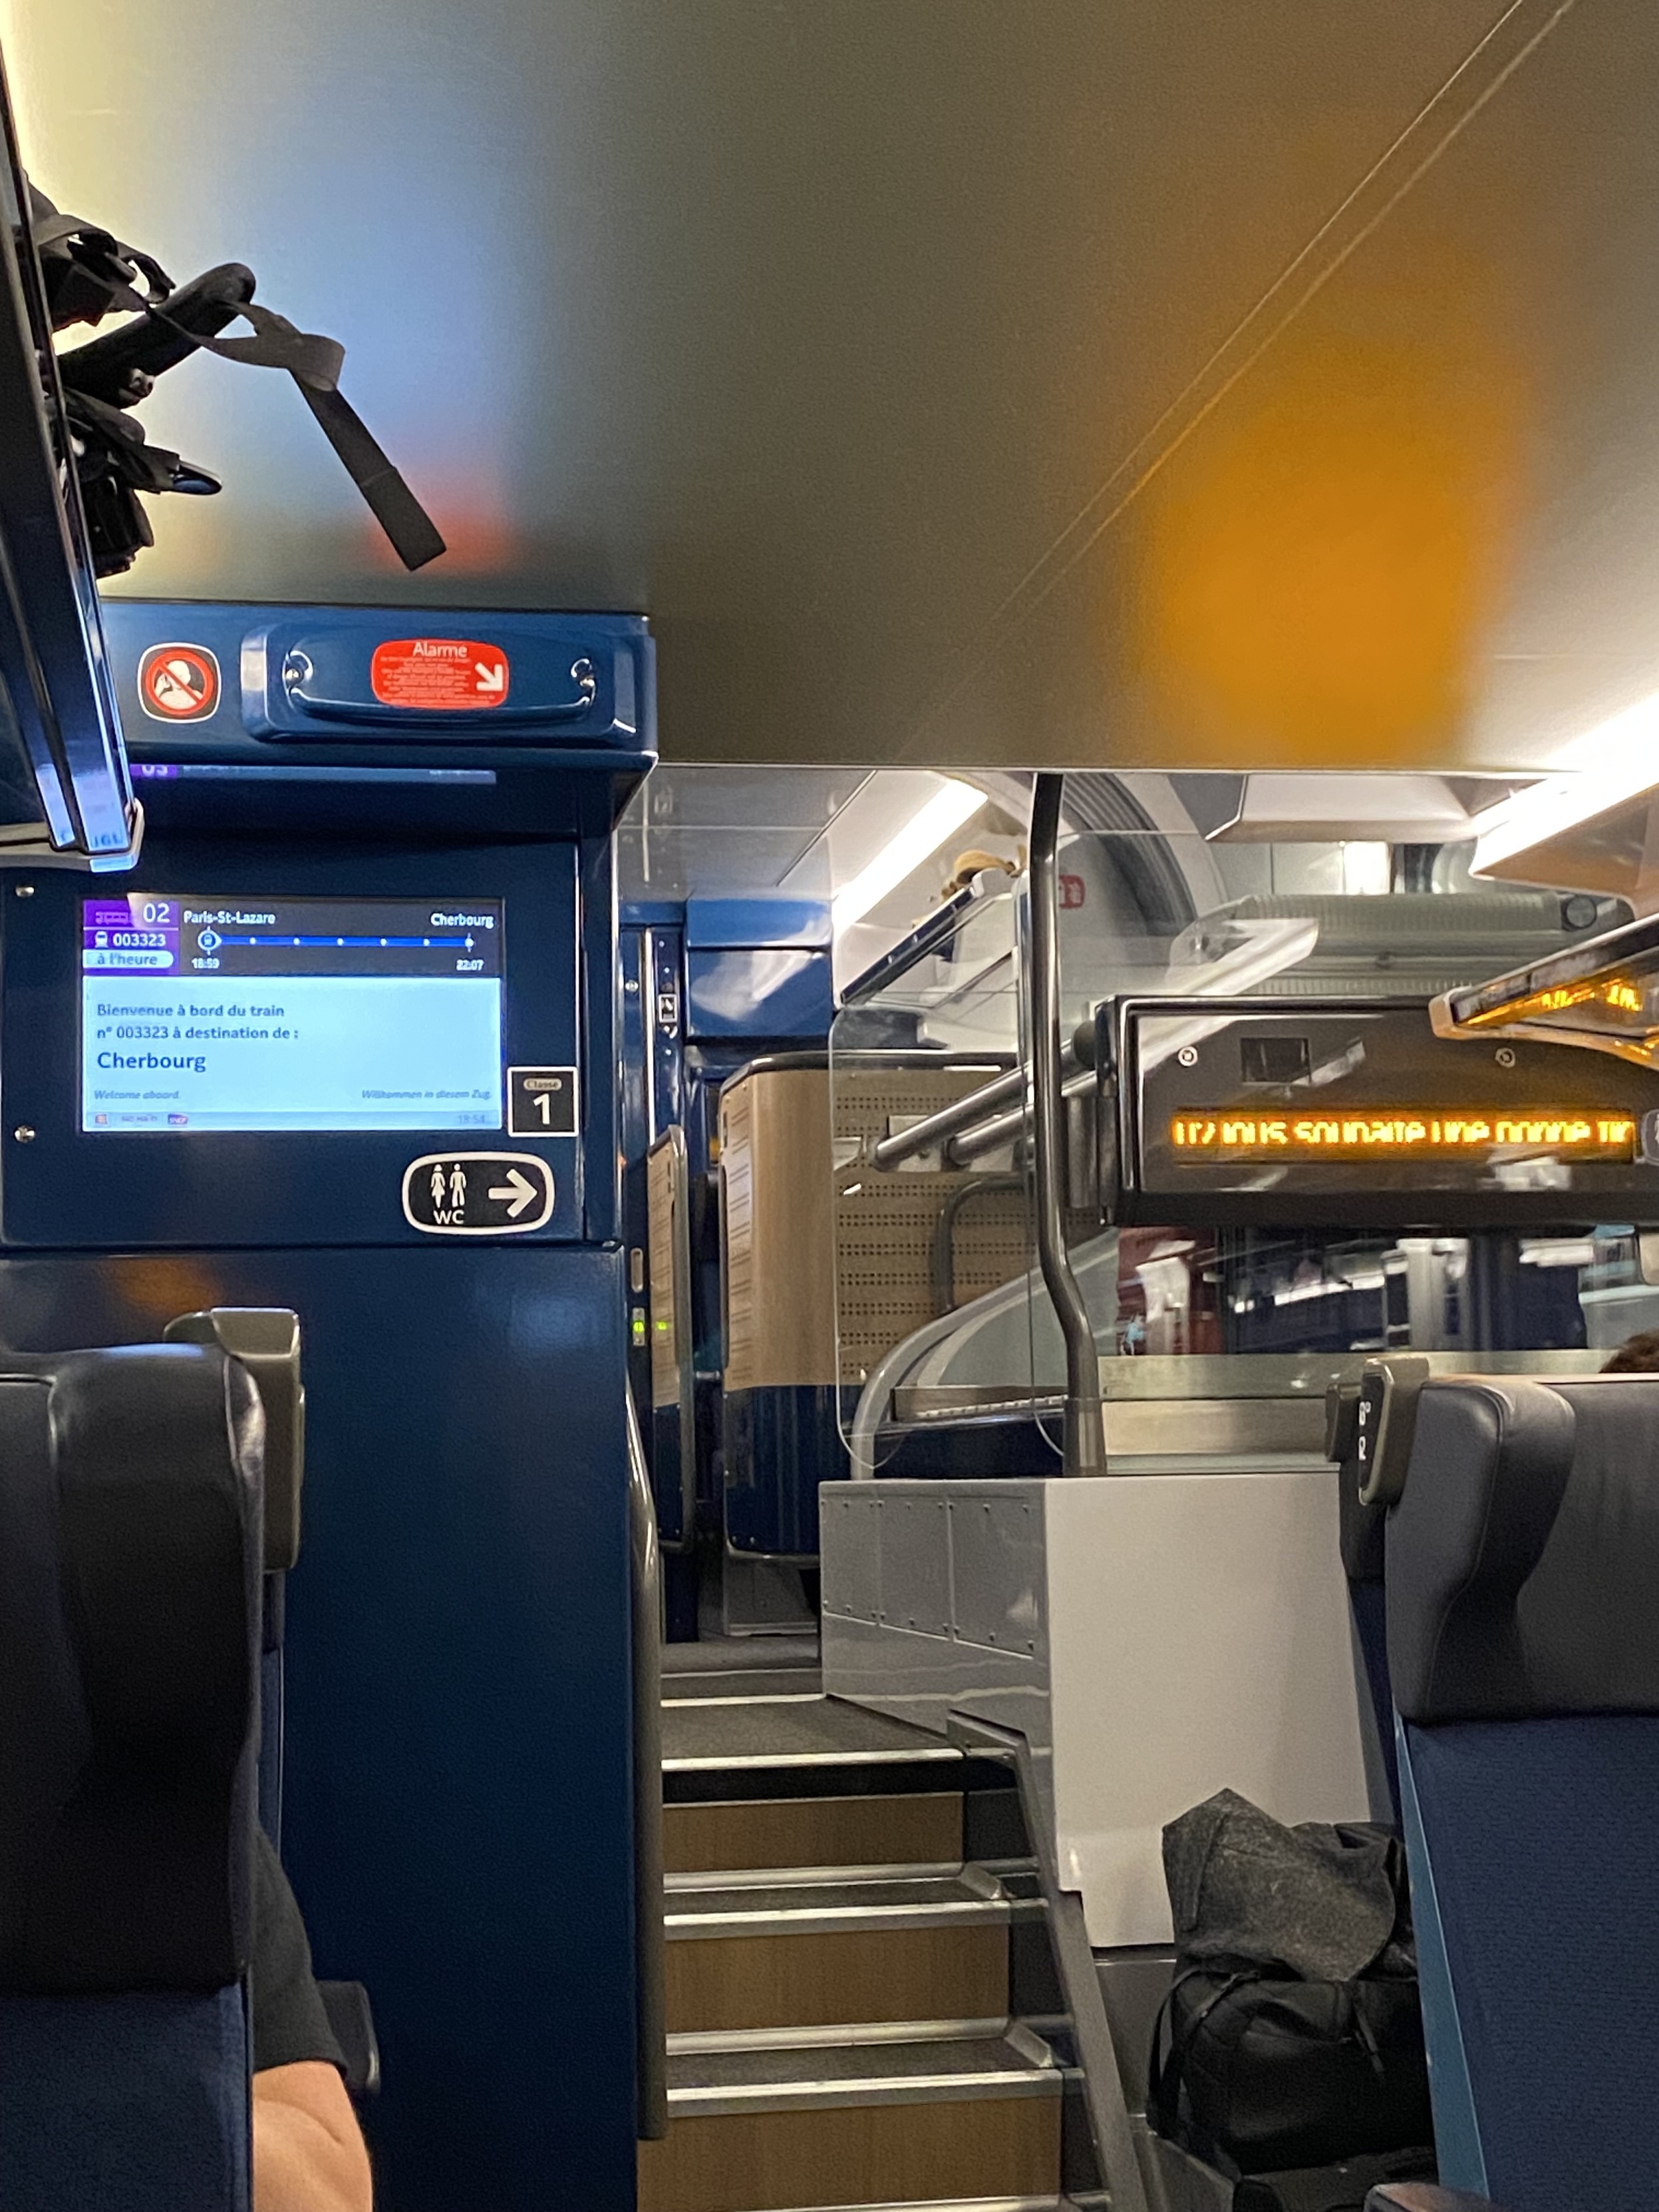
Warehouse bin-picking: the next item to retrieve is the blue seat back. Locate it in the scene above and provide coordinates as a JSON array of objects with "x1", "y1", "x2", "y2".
[
  {"x1": 0, "y1": 1344, "x2": 261, "y2": 2212},
  {"x1": 1340, "y1": 1466, "x2": 1400, "y2": 1819},
  {"x1": 1388, "y1": 1374, "x2": 1659, "y2": 2212}
]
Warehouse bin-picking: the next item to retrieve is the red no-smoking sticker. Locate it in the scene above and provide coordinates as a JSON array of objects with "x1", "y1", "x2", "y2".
[
  {"x1": 138, "y1": 643, "x2": 220, "y2": 721},
  {"x1": 371, "y1": 638, "x2": 510, "y2": 711}
]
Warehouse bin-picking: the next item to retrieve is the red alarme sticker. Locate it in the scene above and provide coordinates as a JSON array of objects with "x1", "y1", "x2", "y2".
[{"x1": 371, "y1": 638, "x2": 510, "y2": 711}]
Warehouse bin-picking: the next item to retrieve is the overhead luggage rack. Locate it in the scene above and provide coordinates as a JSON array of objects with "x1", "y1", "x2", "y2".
[
  {"x1": 1431, "y1": 907, "x2": 1659, "y2": 1070},
  {"x1": 0, "y1": 52, "x2": 138, "y2": 868}
]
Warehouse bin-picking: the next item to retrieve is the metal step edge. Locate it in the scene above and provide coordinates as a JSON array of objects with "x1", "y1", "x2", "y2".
[
  {"x1": 665, "y1": 2023, "x2": 1066, "y2": 2117},
  {"x1": 760, "y1": 2197, "x2": 1091, "y2": 2212},
  {"x1": 667, "y1": 1859, "x2": 977, "y2": 1892},
  {"x1": 667, "y1": 1900, "x2": 1020, "y2": 1938},
  {"x1": 665, "y1": 2065, "x2": 1069, "y2": 2118},
  {"x1": 667, "y1": 1859, "x2": 1036, "y2": 1894},
  {"x1": 664, "y1": 1746, "x2": 965, "y2": 1774},
  {"x1": 669, "y1": 2016, "x2": 1014, "y2": 2057},
  {"x1": 655, "y1": 1698, "x2": 827, "y2": 1716}
]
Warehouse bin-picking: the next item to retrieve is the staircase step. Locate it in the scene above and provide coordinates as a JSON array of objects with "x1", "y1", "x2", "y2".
[
  {"x1": 663, "y1": 1695, "x2": 963, "y2": 1774},
  {"x1": 664, "y1": 1864, "x2": 1034, "y2": 2032},
  {"x1": 667, "y1": 1863, "x2": 1028, "y2": 1938},
  {"x1": 667, "y1": 2022, "x2": 1063, "y2": 2117},
  {"x1": 764, "y1": 2199, "x2": 1101, "y2": 2212},
  {"x1": 665, "y1": 1673, "x2": 824, "y2": 1704},
  {"x1": 639, "y1": 2028, "x2": 1066, "y2": 2212},
  {"x1": 666, "y1": 1923, "x2": 1011, "y2": 2034},
  {"x1": 664, "y1": 1792, "x2": 966, "y2": 1874}
]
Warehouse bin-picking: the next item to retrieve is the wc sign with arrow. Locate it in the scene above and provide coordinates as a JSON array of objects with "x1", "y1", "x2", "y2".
[
  {"x1": 371, "y1": 637, "x2": 511, "y2": 711},
  {"x1": 401, "y1": 1153, "x2": 555, "y2": 1235}
]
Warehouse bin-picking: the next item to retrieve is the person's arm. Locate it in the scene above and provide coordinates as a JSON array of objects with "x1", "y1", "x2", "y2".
[{"x1": 253, "y1": 2060, "x2": 373, "y2": 2212}]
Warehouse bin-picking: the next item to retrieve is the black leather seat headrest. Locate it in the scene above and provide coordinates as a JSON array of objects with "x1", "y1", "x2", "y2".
[
  {"x1": 1388, "y1": 1374, "x2": 1659, "y2": 1726},
  {"x1": 0, "y1": 1344, "x2": 261, "y2": 1993}
]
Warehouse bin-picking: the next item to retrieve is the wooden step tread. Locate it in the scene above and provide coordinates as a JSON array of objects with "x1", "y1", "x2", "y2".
[
  {"x1": 664, "y1": 1696, "x2": 961, "y2": 1773},
  {"x1": 638, "y1": 2074, "x2": 1064, "y2": 2212},
  {"x1": 667, "y1": 1863, "x2": 1028, "y2": 1937},
  {"x1": 667, "y1": 2024, "x2": 1063, "y2": 2118}
]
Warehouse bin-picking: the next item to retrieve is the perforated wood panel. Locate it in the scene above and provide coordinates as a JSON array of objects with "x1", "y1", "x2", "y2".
[
  {"x1": 720, "y1": 1069, "x2": 838, "y2": 1391},
  {"x1": 647, "y1": 1138, "x2": 682, "y2": 1409},
  {"x1": 832, "y1": 1066, "x2": 1032, "y2": 1386}
]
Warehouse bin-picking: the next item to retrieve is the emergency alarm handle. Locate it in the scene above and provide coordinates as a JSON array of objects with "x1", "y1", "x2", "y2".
[{"x1": 279, "y1": 650, "x2": 597, "y2": 727}]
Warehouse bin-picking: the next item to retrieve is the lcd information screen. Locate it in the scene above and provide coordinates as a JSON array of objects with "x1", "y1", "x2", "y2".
[
  {"x1": 1121, "y1": 999, "x2": 1659, "y2": 1225},
  {"x1": 81, "y1": 894, "x2": 504, "y2": 1133},
  {"x1": 1168, "y1": 1111, "x2": 1638, "y2": 1160}
]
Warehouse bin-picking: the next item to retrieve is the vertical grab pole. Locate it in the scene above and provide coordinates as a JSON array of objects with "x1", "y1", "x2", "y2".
[
  {"x1": 627, "y1": 1393, "x2": 668, "y2": 2139},
  {"x1": 1029, "y1": 772, "x2": 1106, "y2": 1476}
]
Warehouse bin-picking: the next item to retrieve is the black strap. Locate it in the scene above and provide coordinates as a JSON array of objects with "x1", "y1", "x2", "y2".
[
  {"x1": 1147, "y1": 1967, "x2": 1255, "y2": 2147},
  {"x1": 170, "y1": 300, "x2": 444, "y2": 569},
  {"x1": 29, "y1": 208, "x2": 174, "y2": 304},
  {"x1": 153, "y1": 295, "x2": 444, "y2": 572},
  {"x1": 295, "y1": 385, "x2": 446, "y2": 571},
  {"x1": 33, "y1": 207, "x2": 444, "y2": 572}
]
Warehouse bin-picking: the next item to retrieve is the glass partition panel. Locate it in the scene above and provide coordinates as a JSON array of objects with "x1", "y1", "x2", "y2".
[
  {"x1": 829, "y1": 867, "x2": 1050, "y2": 1472},
  {"x1": 832, "y1": 768, "x2": 1654, "y2": 1483},
  {"x1": 1043, "y1": 771, "x2": 1647, "y2": 1441}
]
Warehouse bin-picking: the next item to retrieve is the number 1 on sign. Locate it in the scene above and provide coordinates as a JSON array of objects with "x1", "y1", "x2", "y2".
[{"x1": 506, "y1": 1067, "x2": 578, "y2": 1139}]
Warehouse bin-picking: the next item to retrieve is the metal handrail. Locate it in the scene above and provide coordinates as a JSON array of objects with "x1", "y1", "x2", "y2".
[
  {"x1": 626, "y1": 1393, "x2": 667, "y2": 2139},
  {"x1": 840, "y1": 875, "x2": 1000, "y2": 1006},
  {"x1": 1029, "y1": 773, "x2": 1105, "y2": 1474},
  {"x1": 869, "y1": 1060, "x2": 1029, "y2": 1169},
  {"x1": 869, "y1": 1030, "x2": 1092, "y2": 1172},
  {"x1": 943, "y1": 1066, "x2": 1094, "y2": 1168},
  {"x1": 947, "y1": 1714, "x2": 1150, "y2": 2212}
]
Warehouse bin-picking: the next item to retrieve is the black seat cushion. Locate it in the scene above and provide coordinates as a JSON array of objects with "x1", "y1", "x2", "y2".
[
  {"x1": 0, "y1": 1345, "x2": 261, "y2": 1992},
  {"x1": 1388, "y1": 1374, "x2": 1659, "y2": 1724}
]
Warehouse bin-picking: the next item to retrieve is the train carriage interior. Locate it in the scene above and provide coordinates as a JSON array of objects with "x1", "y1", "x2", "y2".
[{"x1": 5, "y1": 7, "x2": 1659, "y2": 2212}]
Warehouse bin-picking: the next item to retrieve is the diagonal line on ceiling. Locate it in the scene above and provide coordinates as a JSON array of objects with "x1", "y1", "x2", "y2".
[{"x1": 904, "y1": 0, "x2": 1581, "y2": 752}]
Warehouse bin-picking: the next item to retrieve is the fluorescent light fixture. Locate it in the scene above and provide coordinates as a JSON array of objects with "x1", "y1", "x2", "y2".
[
  {"x1": 1340, "y1": 842, "x2": 1392, "y2": 897},
  {"x1": 1470, "y1": 689, "x2": 1659, "y2": 877},
  {"x1": 831, "y1": 778, "x2": 986, "y2": 933}
]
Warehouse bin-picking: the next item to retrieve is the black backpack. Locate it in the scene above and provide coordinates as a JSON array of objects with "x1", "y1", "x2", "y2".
[
  {"x1": 1231, "y1": 2146, "x2": 1437, "y2": 2211},
  {"x1": 1148, "y1": 1790, "x2": 1434, "y2": 2178}
]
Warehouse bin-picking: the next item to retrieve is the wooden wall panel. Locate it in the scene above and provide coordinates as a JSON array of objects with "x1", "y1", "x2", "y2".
[
  {"x1": 637, "y1": 2092, "x2": 1060, "y2": 2212},
  {"x1": 666, "y1": 1925, "x2": 1008, "y2": 2033},
  {"x1": 664, "y1": 1794, "x2": 964, "y2": 1875}
]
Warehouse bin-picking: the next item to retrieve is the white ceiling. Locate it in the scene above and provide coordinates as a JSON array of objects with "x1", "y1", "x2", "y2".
[{"x1": 18, "y1": 1, "x2": 1656, "y2": 773}]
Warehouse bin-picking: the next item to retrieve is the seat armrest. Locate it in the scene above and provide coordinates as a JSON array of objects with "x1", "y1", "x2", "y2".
[
  {"x1": 1367, "y1": 2189, "x2": 1499, "y2": 2211},
  {"x1": 317, "y1": 1980, "x2": 380, "y2": 2101}
]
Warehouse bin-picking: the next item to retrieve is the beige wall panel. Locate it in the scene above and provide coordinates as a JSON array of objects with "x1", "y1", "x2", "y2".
[{"x1": 722, "y1": 1069, "x2": 837, "y2": 1392}]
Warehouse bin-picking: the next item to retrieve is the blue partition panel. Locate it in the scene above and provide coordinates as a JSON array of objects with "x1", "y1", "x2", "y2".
[{"x1": 0, "y1": 1247, "x2": 636, "y2": 2212}]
